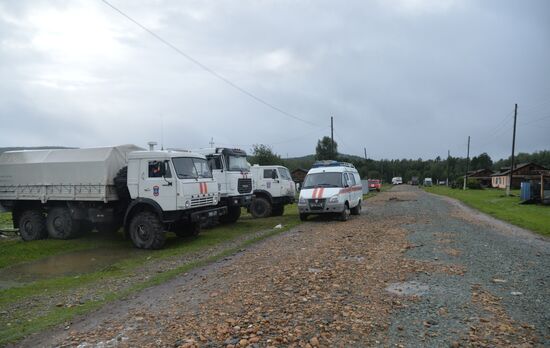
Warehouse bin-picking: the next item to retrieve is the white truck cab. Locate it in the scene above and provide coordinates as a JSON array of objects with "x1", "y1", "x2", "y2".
[
  {"x1": 298, "y1": 161, "x2": 363, "y2": 221},
  {"x1": 192, "y1": 147, "x2": 253, "y2": 223},
  {"x1": 249, "y1": 165, "x2": 295, "y2": 218}
]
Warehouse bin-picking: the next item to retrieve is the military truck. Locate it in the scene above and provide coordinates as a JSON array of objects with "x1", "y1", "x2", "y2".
[
  {"x1": 0, "y1": 145, "x2": 226, "y2": 249},
  {"x1": 248, "y1": 164, "x2": 295, "y2": 218}
]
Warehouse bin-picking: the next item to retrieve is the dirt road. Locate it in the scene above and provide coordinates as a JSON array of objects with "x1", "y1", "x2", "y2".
[{"x1": 17, "y1": 186, "x2": 549, "y2": 347}]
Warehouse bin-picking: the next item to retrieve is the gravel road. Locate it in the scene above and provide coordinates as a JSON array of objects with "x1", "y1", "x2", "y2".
[{"x1": 16, "y1": 185, "x2": 549, "y2": 347}]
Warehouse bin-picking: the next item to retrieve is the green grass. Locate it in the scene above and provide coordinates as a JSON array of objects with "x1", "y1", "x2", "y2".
[
  {"x1": 0, "y1": 205, "x2": 301, "y2": 345},
  {"x1": 0, "y1": 211, "x2": 12, "y2": 229},
  {"x1": 425, "y1": 187, "x2": 550, "y2": 236}
]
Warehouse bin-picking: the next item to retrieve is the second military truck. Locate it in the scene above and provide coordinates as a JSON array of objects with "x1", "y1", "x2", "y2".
[{"x1": 0, "y1": 145, "x2": 226, "y2": 249}]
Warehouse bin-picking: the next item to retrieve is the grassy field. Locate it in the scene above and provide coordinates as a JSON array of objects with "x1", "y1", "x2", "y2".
[
  {"x1": 425, "y1": 186, "x2": 550, "y2": 236},
  {"x1": 0, "y1": 206, "x2": 302, "y2": 345}
]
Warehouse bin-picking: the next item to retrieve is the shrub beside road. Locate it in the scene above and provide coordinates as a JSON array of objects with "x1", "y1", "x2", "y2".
[{"x1": 425, "y1": 186, "x2": 550, "y2": 236}]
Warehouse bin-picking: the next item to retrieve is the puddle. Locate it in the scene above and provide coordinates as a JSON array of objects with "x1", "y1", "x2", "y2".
[
  {"x1": 386, "y1": 281, "x2": 430, "y2": 296},
  {"x1": 0, "y1": 248, "x2": 148, "y2": 289}
]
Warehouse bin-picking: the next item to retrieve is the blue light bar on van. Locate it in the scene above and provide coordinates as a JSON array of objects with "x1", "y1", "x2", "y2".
[{"x1": 311, "y1": 161, "x2": 355, "y2": 168}]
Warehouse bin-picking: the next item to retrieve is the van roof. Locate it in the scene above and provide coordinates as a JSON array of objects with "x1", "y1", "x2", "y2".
[{"x1": 307, "y1": 166, "x2": 358, "y2": 174}]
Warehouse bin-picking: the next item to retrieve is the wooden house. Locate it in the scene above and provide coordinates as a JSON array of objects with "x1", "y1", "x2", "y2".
[
  {"x1": 466, "y1": 168, "x2": 494, "y2": 187},
  {"x1": 491, "y1": 163, "x2": 548, "y2": 189}
]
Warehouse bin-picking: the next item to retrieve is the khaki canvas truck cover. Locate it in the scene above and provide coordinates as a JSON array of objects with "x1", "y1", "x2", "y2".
[{"x1": 0, "y1": 144, "x2": 143, "y2": 202}]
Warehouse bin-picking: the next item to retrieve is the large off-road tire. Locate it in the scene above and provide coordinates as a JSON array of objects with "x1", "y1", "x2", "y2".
[
  {"x1": 174, "y1": 221, "x2": 201, "y2": 238},
  {"x1": 350, "y1": 200, "x2": 362, "y2": 215},
  {"x1": 129, "y1": 211, "x2": 166, "y2": 249},
  {"x1": 18, "y1": 209, "x2": 47, "y2": 241},
  {"x1": 46, "y1": 207, "x2": 80, "y2": 239},
  {"x1": 299, "y1": 213, "x2": 308, "y2": 221},
  {"x1": 220, "y1": 206, "x2": 241, "y2": 224},
  {"x1": 271, "y1": 204, "x2": 284, "y2": 217},
  {"x1": 339, "y1": 204, "x2": 350, "y2": 222},
  {"x1": 250, "y1": 197, "x2": 272, "y2": 218}
]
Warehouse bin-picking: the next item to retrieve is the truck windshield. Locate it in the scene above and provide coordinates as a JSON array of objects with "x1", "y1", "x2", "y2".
[
  {"x1": 303, "y1": 172, "x2": 342, "y2": 188},
  {"x1": 172, "y1": 157, "x2": 213, "y2": 179},
  {"x1": 227, "y1": 156, "x2": 250, "y2": 172},
  {"x1": 279, "y1": 168, "x2": 292, "y2": 180}
]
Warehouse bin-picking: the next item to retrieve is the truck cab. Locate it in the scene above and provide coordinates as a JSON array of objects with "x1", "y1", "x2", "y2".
[
  {"x1": 192, "y1": 148, "x2": 253, "y2": 223},
  {"x1": 249, "y1": 165, "x2": 295, "y2": 218}
]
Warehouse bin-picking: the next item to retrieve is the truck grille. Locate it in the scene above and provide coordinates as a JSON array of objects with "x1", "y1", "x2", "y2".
[
  {"x1": 190, "y1": 196, "x2": 215, "y2": 207},
  {"x1": 308, "y1": 199, "x2": 326, "y2": 211},
  {"x1": 237, "y1": 178, "x2": 252, "y2": 194}
]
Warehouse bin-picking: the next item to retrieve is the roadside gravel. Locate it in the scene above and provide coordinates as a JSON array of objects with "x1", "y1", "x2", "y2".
[{"x1": 15, "y1": 186, "x2": 549, "y2": 347}]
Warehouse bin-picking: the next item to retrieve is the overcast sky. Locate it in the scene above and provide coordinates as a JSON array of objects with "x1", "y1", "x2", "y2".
[{"x1": 1, "y1": 0, "x2": 549, "y2": 160}]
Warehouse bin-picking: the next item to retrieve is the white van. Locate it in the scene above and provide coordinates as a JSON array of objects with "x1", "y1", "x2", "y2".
[
  {"x1": 298, "y1": 161, "x2": 363, "y2": 221},
  {"x1": 392, "y1": 177, "x2": 403, "y2": 185}
]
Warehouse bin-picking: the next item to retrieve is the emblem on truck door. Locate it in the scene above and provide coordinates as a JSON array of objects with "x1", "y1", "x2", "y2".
[{"x1": 153, "y1": 186, "x2": 160, "y2": 196}]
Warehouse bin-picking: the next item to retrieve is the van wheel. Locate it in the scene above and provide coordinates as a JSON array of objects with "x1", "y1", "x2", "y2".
[
  {"x1": 18, "y1": 209, "x2": 47, "y2": 241},
  {"x1": 250, "y1": 197, "x2": 272, "y2": 218},
  {"x1": 220, "y1": 206, "x2": 241, "y2": 223},
  {"x1": 272, "y1": 204, "x2": 284, "y2": 216},
  {"x1": 350, "y1": 201, "x2": 362, "y2": 215},
  {"x1": 299, "y1": 213, "x2": 308, "y2": 221},
  {"x1": 46, "y1": 207, "x2": 80, "y2": 239},
  {"x1": 129, "y1": 211, "x2": 166, "y2": 249},
  {"x1": 175, "y1": 221, "x2": 201, "y2": 238},
  {"x1": 339, "y1": 205, "x2": 350, "y2": 221}
]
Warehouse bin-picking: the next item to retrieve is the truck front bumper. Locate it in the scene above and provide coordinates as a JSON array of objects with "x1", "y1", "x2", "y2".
[
  {"x1": 224, "y1": 194, "x2": 254, "y2": 207},
  {"x1": 190, "y1": 206, "x2": 228, "y2": 223}
]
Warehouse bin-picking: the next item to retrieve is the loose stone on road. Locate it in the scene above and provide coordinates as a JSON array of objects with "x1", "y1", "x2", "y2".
[{"x1": 18, "y1": 185, "x2": 549, "y2": 347}]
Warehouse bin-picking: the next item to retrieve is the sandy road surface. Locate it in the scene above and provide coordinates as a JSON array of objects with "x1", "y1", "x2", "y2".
[{"x1": 17, "y1": 186, "x2": 549, "y2": 347}]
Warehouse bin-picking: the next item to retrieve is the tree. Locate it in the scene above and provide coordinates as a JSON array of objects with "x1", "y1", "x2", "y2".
[
  {"x1": 249, "y1": 144, "x2": 283, "y2": 165},
  {"x1": 470, "y1": 153, "x2": 493, "y2": 171},
  {"x1": 315, "y1": 136, "x2": 338, "y2": 160}
]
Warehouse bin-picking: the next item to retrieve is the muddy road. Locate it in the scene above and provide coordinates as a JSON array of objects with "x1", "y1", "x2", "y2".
[{"x1": 16, "y1": 185, "x2": 549, "y2": 347}]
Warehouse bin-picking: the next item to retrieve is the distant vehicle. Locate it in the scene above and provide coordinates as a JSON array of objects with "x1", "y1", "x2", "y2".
[
  {"x1": 424, "y1": 178, "x2": 433, "y2": 186},
  {"x1": 0, "y1": 145, "x2": 226, "y2": 249},
  {"x1": 411, "y1": 176, "x2": 419, "y2": 185},
  {"x1": 298, "y1": 161, "x2": 362, "y2": 221},
  {"x1": 438, "y1": 180, "x2": 447, "y2": 185},
  {"x1": 249, "y1": 165, "x2": 295, "y2": 218},
  {"x1": 368, "y1": 179, "x2": 382, "y2": 192},
  {"x1": 392, "y1": 177, "x2": 403, "y2": 185}
]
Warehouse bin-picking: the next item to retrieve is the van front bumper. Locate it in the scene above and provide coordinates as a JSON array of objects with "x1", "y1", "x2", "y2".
[{"x1": 298, "y1": 201, "x2": 346, "y2": 214}]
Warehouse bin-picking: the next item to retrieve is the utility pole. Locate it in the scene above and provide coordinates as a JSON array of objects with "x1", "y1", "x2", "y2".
[
  {"x1": 447, "y1": 150, "x2": 450, "y2": 186},
  {"x1": 364, "y1": 147, "x2": 368, "y2": 178},
  {"x1": 507, "y1": 104, "x2": 518, "y2": 196},
  {"x1": 330, "y1": 116, "x2": 334, "y2": 159},
  {"x1": 463, "y1": 136, "x2": 470, "y2": 190}
]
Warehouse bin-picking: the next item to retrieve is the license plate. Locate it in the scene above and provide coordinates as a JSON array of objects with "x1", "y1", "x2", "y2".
[{"x1": 209, "y1": 211, "x2": 217, "y2": 217}]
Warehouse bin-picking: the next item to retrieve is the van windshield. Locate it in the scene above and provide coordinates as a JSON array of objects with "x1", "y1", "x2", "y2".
[
  {"x1": 172, "y1": 157, "x2": 213, "y2": 179},
  {"x1": 303, "y1": 172, "x2": 342, "y2": 188}
]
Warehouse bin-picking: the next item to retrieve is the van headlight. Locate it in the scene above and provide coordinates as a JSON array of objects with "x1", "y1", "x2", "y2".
[
  {"x1": 298, "y1": 197, "x2": 307, "y2": 205},
  {"x1": 185, "y1": 200, "x2": 191, "y2": 208},
  {"x1": 329, "y1": 195, "x2": 339, "y2": 203}
]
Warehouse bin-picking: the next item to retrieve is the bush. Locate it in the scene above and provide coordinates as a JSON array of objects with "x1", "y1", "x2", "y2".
[{"x1": 453, "y1": 177, "x2": 483, "y2": 189}]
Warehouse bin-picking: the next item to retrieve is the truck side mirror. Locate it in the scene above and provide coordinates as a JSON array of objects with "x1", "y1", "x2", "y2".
[
  {"x1": 272, "y1": 170, "x2": 277, "y2": 179},
  {"x1": 159, "y1": 162, "x2": 167, "y2": 177}
]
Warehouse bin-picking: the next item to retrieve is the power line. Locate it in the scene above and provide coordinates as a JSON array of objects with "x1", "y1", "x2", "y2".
[{"x1": 100, "y1": 0, "x2": 317, "y2": 127}]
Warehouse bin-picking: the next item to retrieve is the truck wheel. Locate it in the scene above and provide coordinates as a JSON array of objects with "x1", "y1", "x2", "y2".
[
  {"x1": 129, "y1": 211, "x2": 166, "y2": 249},
  {"x1": 339, "y1": 205, "x2": 350, "y2": 221},
  {"x1": 271, "y1": 204, "x2": 284, "y2": 216},
  {"x1": 250, "y1": 197, "x2": 272, "y2": 218},
  {"x1": 46, "y1": 207, "x2": 80, "y2": 239},
  {"x1": 299, "y1": 213, "x2": 308, "y2": 221},
  {"x1": 175, "y1": 221, "x2": 201, "y2": 238},
  {"x1": 350, "y1": 201, "x2": 362, "y2": 215},
  {"x1": 220, "y1": 206, "x2": 241, "y2": 223},
  {"x1": 18, "y1": 210, "x2": 47, "y2": 241}
]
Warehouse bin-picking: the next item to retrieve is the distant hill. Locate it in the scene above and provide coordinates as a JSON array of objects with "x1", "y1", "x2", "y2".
[{"x1": 0, "y1": 146, "x2": 75, "y2": 154}]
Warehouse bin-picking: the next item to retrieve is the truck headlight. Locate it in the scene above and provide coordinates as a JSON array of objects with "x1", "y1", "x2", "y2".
[
  {"x1": 212, "y1": 195, "x2": 218, "y2": 204},
  {"x1": 298, "y1": 197, "x2": 307, "y2": 205},
  {"x1": 329, "y1": 195, "x2": 339, "y2": 203},
  {"x1": 185, "y1": 200, "x2": 191, "y2": 208}
]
